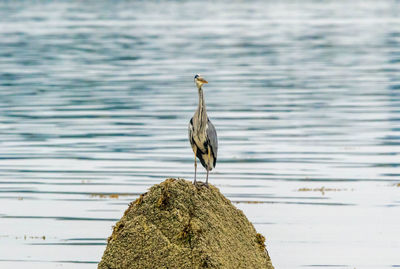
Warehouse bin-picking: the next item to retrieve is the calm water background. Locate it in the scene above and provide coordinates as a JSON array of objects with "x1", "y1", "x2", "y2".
[{"x1": 0, "y1": 1, "x2": 399, "y2": 268}]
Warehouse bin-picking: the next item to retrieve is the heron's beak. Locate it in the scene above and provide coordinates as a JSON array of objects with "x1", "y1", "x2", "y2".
[{"x1": 199, "y1": 78, "x2": 208, "y2": 84}]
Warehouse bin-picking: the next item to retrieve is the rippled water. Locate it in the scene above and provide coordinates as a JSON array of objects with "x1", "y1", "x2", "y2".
[{"x1": 0, "y1": 1, "x2": 399, "y2": 268}]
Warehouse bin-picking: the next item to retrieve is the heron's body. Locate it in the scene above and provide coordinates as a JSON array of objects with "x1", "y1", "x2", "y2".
[{"x1": 188, "y1": 75, "x2": 218, "y2": 184}]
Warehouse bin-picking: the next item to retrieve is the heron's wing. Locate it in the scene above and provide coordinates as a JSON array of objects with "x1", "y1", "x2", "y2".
[
  {"x1": 206, "y1": 118, "x2": 218, "y2": 164},
  {"x1": 188, "y1": 117, "x2": 195, "y2": 149}
]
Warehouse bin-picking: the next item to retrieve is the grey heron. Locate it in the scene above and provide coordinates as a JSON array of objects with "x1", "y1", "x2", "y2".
[{"x1": 188, "y1": 74, "x2": 218, "y2": 185}]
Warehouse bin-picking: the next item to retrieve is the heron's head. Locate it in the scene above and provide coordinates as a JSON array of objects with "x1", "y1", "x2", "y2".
[{"x1": 194, "y1": 74, "x2": 208, "y2": 88}]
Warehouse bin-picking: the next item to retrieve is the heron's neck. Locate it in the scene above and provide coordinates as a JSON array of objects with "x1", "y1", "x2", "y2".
[
  {"x1": 196, "y1": 86, "x2": 208, "y2": 128},
  {"x1": 197, "y1": 86, "x2": 207, "y2": 111}
]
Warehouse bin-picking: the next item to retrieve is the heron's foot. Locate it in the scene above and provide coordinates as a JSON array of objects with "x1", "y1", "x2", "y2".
[{"x1": 193, "y1": 181, "x2": 209, "y2": 188}]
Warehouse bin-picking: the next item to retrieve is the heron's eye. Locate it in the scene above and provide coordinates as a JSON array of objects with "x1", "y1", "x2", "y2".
[{"x1": 194, "y1": 74, "x2": 199, "y2": 79}]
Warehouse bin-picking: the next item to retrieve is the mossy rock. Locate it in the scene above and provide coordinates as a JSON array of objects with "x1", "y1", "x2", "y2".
[{"x1": 98, "y1": 178, "x2": 274, "y2": 269}]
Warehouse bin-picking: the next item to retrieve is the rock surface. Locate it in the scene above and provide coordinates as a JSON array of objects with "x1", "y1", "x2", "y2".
[{"x1": 98, "y1": 178, "x2": 274, "y2": 269}]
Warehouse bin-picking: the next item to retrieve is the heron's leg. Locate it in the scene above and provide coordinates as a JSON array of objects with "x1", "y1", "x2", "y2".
[{"x1": 193, "y1": 147, "x2": 197, "y2": 184}]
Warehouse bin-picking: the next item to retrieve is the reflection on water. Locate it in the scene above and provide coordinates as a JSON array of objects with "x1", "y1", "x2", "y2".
[{"x1": 0, "y1": 1, "x2": 399, "y2": 268}]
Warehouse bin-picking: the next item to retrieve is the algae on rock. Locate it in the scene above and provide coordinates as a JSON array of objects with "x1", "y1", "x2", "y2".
[{"x1": 98, "y1": 178, "x2": 274, "y2": 269}]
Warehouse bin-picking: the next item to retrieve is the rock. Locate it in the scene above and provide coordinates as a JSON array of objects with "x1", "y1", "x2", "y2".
[{"x1": 98, "y1": 178, "x2": 274, "y2": 269}]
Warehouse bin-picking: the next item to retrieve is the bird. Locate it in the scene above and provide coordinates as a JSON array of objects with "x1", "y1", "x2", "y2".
[{"x1": 188, "y1": 74, "x2": 218, "y2": 185}]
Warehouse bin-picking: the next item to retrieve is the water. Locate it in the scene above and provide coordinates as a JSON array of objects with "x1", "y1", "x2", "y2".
[{"x1": 0, "y1": 1, "x2": 399, "y2": 268}]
